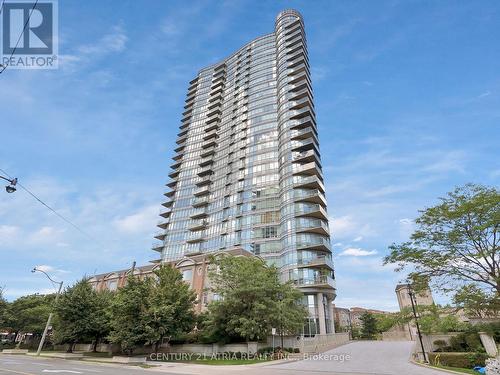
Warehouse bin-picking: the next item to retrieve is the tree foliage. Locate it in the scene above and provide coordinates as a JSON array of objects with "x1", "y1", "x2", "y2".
[
  {"x1": 53, "y1": 279, "x2": 112, "y2": 352},
  {"x1": 360, "y1": 312, "x2": 377, "y2": 339},
  {"x1": 108, "y1": 276, "x2": 152, "y2": 355},
  {"x1": 3, "y1": 294, "x2": 54, "y2": 335},
  {"x1": 204, "y1": 255, "x2": 307, "y2": 343},
  {"x1": 144, "y1": 265, "x2": 196, "y2": 351},
  {"x1": 384, "y1": 184, "x2": 499, "y2": 311},
  {"x1": 108, "y1": 266, "x2": 196, "y2": 355}
]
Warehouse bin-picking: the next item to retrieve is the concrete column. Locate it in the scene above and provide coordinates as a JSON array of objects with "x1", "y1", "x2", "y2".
[
  {"x1": 329, "y1": 299, "x2": 335, "y2": 333},
  {"x1": 479, "y1": 332, "x2": 498, "y2": 357},
  {"x1": 317, "y1": 293, "x2": 326, "y2": 334}
]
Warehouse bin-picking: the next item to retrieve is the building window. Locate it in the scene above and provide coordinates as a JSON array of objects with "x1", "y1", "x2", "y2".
[
  {"x1": 107, "y1": 280, "x2": 117, "y2": 291},
  {"x1": 182, "y1": 269, "x2": 193, "y2": 282}
]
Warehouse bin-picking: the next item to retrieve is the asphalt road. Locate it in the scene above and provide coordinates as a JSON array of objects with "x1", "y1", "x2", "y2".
[
  {"x1": 0, "y1": 354, "x2": 177, "y2": 375},
  {"x1": 1, "y1": 341, "x2": 446, "y2": 375}
]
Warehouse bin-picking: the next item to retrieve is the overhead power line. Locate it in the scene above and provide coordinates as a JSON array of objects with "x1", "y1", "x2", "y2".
[
  {"x1": 0, "y1": 0, "x2": 39, "y2": 74},
  {"x1": 0, "y1": 167, "x2": 96, "y2": 241}
]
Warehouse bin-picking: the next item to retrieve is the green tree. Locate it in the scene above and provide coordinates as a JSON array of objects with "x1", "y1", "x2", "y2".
[
  {"x1": 375, "y1": 314, "x2": 398, "y2": 333},
  {"x1": 205, "y1": 255, "x2": 307, "y2": 343},
  {"x1": 453, "y1": 284, "x2": 500, "y2": 319},
  {"x1": 89, "y1": 289, "x2": 113, "y2": 352},
  {"x1": 384, "y1": 184, "x2": 499, "y2": 310},
  {"x1": 360, "y1": 312, "x2": 377, "y2": 339},
  {"x1": 0, "y1": 287, "x2": 7, "y2": 329},
  {"x1": 108, "y1": 276, "x2": 152, "y2": 355},
  {"x1": 54, "y1": 279, "x2": 110, "y2": 352},
  {"x1": 144, "y1": 265, "x2": 196, "y2": 352},
  {"x1": 5, "y1": 294, "x2": 54, "y2": 338}
]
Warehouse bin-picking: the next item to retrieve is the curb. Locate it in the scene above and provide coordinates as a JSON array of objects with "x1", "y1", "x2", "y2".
[{"x1": 411, "y1": 359, "x2": 471, "y2": 375}]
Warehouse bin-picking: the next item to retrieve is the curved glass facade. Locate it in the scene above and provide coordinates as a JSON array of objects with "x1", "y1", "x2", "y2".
[{"x1": 154, "y1": 9, "x2": 336, "y2": 335}]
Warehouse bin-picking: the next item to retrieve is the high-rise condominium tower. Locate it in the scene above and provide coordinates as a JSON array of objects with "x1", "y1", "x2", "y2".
[{"x1": 154, "y1": 9, "x2": 336, "y2": 335}]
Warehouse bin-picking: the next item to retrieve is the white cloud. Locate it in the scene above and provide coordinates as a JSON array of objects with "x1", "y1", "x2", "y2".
[
  {"x1": 78, "y1": 25, "x2": 128, "y2": 54},
  {"x1": 113, "y1": 205, "x2": 158, "y2": 234},
  {"x1": 340, "y1": 247, "x2": 378, "y2": 257},
  {"x1": 34, "y1": 265, "x2": 69, "y2": 274},
  {"x1": 399, "y1": 218, "x2": 412, "y2": 225},
  {"x1": 353, "y1": 236, "x2": 363, "y2": 242},
  {"x1": 0, "y1": 225, "x2": 20, "y2": 241}
]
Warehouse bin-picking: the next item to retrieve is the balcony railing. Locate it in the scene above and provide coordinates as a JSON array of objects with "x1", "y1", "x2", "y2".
[
  {"x1": 296, "y1": 238, "x2": 330, "y2": 252},
  {"x1": 294, "y1": 189, "x2": 326, "y2": 205},
  {"x1": 295, "y1": 204, "x2": 328, "y2": 220},
  {"x1": 152, "y1": 241, "x2": 164, "y2": 252},
  {"x1": 293, "y1": 275, "x2": 336, "y2": 289},
  {"x1": 296, "y1": 219, "x2": 329, "y2": 236},
  {"x1": 297, "y1": 255, "x2": 334, "y2": 271},
  {"x1": 293, "y1": 176, "x2": 325, "y2": 193},
  {"x1": 159, "y1": 207, "x2": 172, "y2": 218},
  {"x1": 189, "y1": 219, "x2": 208, "y2": 231}
]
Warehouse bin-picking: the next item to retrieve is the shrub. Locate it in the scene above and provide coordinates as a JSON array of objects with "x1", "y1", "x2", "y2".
[
  {"x1": 449, "y1": 332, "x2": 484, "y2": 353},
  {"x1": 428, "y1": 352, "x2": 489, "y2": 368}
]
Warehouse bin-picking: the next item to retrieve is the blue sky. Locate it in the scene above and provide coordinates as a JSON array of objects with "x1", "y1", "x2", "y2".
[{"x1": 0, "y1": 0, "x2": 499, "y2": 310}]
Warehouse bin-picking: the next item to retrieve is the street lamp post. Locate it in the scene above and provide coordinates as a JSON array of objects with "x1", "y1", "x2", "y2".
[
  {"x1": 408, "y1": 284, "x2": 428, "y2": 363},
  {"x1": 31, "y1": 267, "x2": 64, "y2": 356},
  {"x1": 0, "y1": 175, "x2": 17, "y2": 193}
]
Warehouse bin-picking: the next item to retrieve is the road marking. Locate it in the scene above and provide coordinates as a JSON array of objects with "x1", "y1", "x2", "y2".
[
  {"x1": 42, "y1": 371, "x2": 82, "y2": 374},
  {"x1": 71, "y1": 369, "x2": 102, "y2": 373}
]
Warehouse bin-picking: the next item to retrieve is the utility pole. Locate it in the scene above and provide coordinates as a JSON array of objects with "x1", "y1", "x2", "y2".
[
  {"x1": 408, "y1": 284, "x2": 427, "y2": 363},
  {"x1": 32, "y1": 267, "x2": 64, "y2": 356}
]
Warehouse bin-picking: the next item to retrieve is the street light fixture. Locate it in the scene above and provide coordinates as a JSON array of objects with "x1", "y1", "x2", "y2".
[
  {"x1": 31, "y1": 267, "x2": 64, "y2": 356},
  {"x1": 0, "y1": 175, "x2": 17, "y2": 193}
]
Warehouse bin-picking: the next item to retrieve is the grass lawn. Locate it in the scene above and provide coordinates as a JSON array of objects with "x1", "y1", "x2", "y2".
[{"x1": 431, "y1": 364, "x2": 480, "y2": 374}]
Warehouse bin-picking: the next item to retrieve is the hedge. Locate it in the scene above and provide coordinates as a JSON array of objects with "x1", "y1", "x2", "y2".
[{"x1": 428, "y1": 352, "x2": 489, "y2": 368}]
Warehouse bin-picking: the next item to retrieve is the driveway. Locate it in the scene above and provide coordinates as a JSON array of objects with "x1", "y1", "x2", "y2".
[{"x1": 263, "y1": 341, "x2": 445, "y2": 375}]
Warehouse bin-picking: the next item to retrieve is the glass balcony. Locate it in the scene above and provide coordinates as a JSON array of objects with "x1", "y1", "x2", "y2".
[
  {"x1": 296, "y1": 219, "x2": 329, "y2": 236},
  {"x1": 189, "y1": 219, "x2": 208, "y2": 231},
  {"x1": 195, "y1": 176, "x2": 212, "y2": 187},
  {"x1": 198, "y1": 165, "x2": 213, "y2": 177},
  {"x1": 297, "y1": 255, "x2": 334, "y2": 271},
  {"x1": 293, "y1": 176, "x2": 325, "y2": 193},
  {"x1": 187, "y1": 232, "x2": 205, "y2": 244},
  {"x1": 289, "y1": 115, "x2": 315, "y2": 130},
  {"x1": 200, "y1": 146, "x2": 216, "y2": 158},
  {"x1": 199, "y1": 156, "x2": 214, "y2": 167},
  {"x1": 154, "y1": 231, "x2": 166, "y2": 241},
  {"x1": 294, "y1": 189, "x2": 327, "y2": 205},
  {"x1": 166, "y1": 177, "x2": 178, "y2": 188},
  {"x1": 192, "y1": 196, "x2": 209, "y2": 207},
  {"x1": 291, "y1": 138, "x2": 318, "y2": 153},
  {"x1": 190, "y1": 208, "x2": 208, "y2": 219},
  {"x1": 157, "y1": 220, "x2": 169, "y2": 230},
  {"x1": 161, "y1": 200, "x2": 173, "y2": 208},
  {"x1": 296, "y1": 237, "x2": 330, "y2": 252},
  {"x1": 152, "y1": 241, "x2": 164, "y2": 252},
  {"x1": 202, "y1": 139, "x2": 217, "y2": 149},
  {"x1": 295, "y1": 204, "x2": 328, "y2": 220},
  {"x1": 293, "y1": 149, "x2": 320, "y2": 165},
  {"x1": 293, "y1": 275, "x2": 336, "y2": 290},
  {"x1": 292, "y1": 161, "x2": 322, "y2": 177},
  {"x1": 194, "y1": 185, "x2": 210, "y2": 196},
  {"x1": 168, "y1": 169, "x2": 180, "y2": 179},
  {"x1": 159, "y1": 207, "x2": 171, "y2": 218},
  {"x1": 290, "y1": 126, "x2": 316, "y2": 141},
  {"x1": 203, "y1": 129, "x2": 217, "y2": 141}
]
